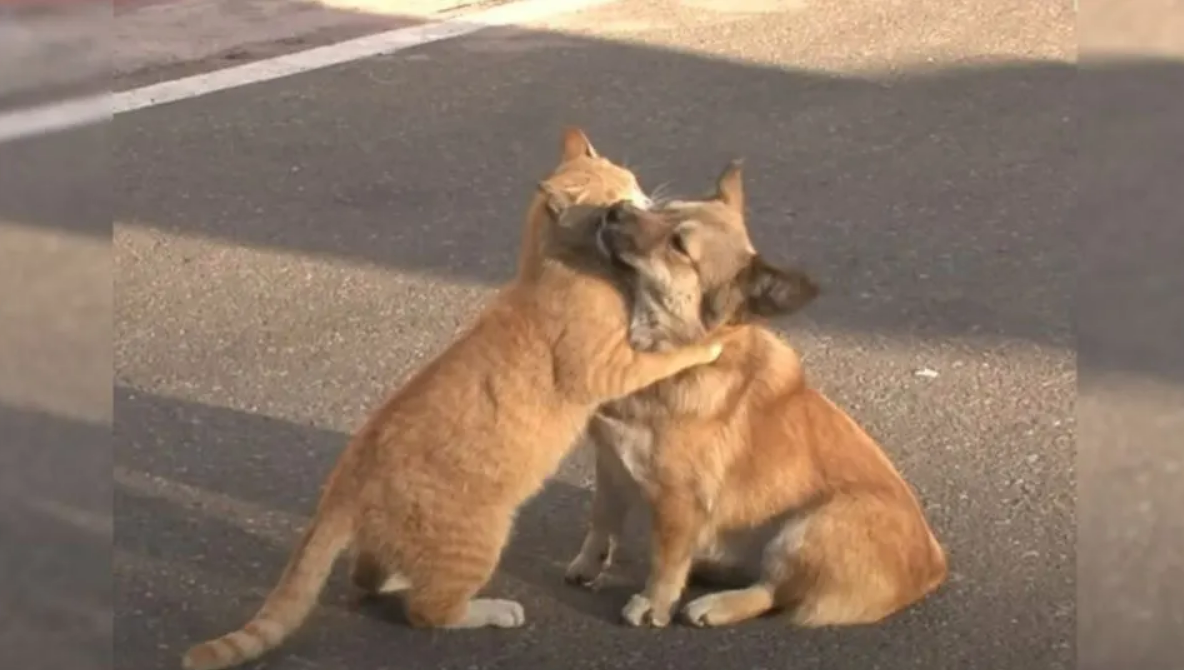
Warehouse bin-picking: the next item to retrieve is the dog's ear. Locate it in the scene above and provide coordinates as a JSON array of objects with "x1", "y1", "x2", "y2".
[
  {"x1": 537, "y1": 181, "x2": 575, "y2": 219},
  {"x1": 561, "y1": 127, "x2": 598, "y2": 162},
  {"x1": 713, "y1": 159, "x2": 745, "y2": 212},
  {"x1": 740, "y1": 255, "x2": 820, "y2": 318},
  {"x1": 702, "y1": 256, "x2": 818, "y2": 328}
]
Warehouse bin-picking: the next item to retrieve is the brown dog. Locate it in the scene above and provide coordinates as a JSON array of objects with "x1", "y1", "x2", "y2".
[
  {"x1": 561, "y1": 159, "x2": 949, "y2": 628},
  {"x1": 180, "y1": 189, "x2": 725, "y2": 668}
]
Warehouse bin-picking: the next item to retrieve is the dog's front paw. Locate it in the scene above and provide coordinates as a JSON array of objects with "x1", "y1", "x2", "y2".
[
  {"x1": 621, "y1": 593, "x2": 672, "y2": 628},
  {"x1": 564, "y1": 553, "x2": 608, "y2": 590}
]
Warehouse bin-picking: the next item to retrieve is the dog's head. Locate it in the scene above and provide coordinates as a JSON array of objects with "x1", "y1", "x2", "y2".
[
  {"x1": 596, "y1": 161, "x2": 820, "y2": 350},
  {"x1": 532, "y1": 181, "x2": 664, "y2": 276}
]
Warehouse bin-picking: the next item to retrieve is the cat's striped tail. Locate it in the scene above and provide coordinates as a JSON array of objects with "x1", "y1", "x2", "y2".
[{"x1": 181, "y1": 508, "x2": 352, "y2": 670}]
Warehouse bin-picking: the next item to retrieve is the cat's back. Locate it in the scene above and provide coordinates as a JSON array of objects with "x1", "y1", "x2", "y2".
[{"x1": 360, "y1": 289, "x2": 553, "y2": 449}]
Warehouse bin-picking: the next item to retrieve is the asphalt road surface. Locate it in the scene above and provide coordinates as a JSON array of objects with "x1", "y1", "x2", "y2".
[{"x1": 4, "y1": 0, "x2": 1182, "y2": 669}]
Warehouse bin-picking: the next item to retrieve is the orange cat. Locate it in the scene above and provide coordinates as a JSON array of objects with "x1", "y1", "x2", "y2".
[{"x1": 180, "y1": 180, "x2": 723, "y2": 669}]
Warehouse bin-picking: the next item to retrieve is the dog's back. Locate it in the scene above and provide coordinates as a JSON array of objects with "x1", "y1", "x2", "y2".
[{"x1": 661, "y1": 326, "x2": 948, "y2": 623}]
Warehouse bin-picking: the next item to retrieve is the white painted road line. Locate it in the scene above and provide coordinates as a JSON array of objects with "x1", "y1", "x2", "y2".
[
  {"x1": 0, "y1": 0, "x2": 613, "y2": 145},
  {"x1": 0, "y1": 94, "x2": 113, "y2": 145}
]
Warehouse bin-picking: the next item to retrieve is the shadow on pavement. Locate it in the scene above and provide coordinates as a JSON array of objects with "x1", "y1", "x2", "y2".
[
  {"x1": 1076, "y1": 56, "x2": 1184, "y2": 670},
  {"x1": 107, "y1": 41, "x2": 1080, "y2": 351},
  {"x1": 101, "y1": 22, "x2": 1179, "y2": 384},
  {"x1": 115, "y1": 385, "x2": 1067, "y2": 670},
  {"x1": 0, "y1": 2, "x2": 1174, "y2": 668},
  {"x1": 0, "y1": 403, "x2": 112, "y2": 670},
  {"x1": 18, "y1": 6, "x2": 1163, "y2": 670}
]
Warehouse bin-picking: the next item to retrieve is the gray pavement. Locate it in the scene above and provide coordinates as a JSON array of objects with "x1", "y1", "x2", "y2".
[{"x1": 2, "y1": 0, "x2": 1180, "y2": 668}]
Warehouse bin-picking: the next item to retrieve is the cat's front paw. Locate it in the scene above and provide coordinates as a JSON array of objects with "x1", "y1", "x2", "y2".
[{"x1": 621, "y1": 593, "x2": 672, "y2": 628}]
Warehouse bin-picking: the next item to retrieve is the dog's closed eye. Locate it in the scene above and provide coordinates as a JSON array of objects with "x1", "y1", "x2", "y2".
[{"x1": 670, "y1": 232, "x2": 690, "y2": 257}]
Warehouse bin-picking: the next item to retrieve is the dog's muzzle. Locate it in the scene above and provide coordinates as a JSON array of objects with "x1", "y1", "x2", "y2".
[{"x1": 596, "y1": 217, "x2": 636, "y2": 272}]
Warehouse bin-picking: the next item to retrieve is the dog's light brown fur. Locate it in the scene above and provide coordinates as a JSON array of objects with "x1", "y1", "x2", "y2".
[
  {"x1": 179, "y1": 137, "x2": 722, "y2": 670},
  {"x1": 549, "y1": 156, "x2": 948, "y2": 629}
]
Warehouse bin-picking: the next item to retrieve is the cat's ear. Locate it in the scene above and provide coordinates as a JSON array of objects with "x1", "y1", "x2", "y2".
[{"x1": 561, "y1": 126, "x2": 598, "y2": 162}]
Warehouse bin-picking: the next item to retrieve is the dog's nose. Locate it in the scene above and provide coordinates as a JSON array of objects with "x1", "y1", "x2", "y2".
[
  {"x1": 600, "y1": 201, "x2": 668, "y2": 253},
  {"x1": 603, "y1": 201, "x2": 633, "y2": 227},
  {"x1": 631, "y1": 209, "x2": 669, "y2": 245}
]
